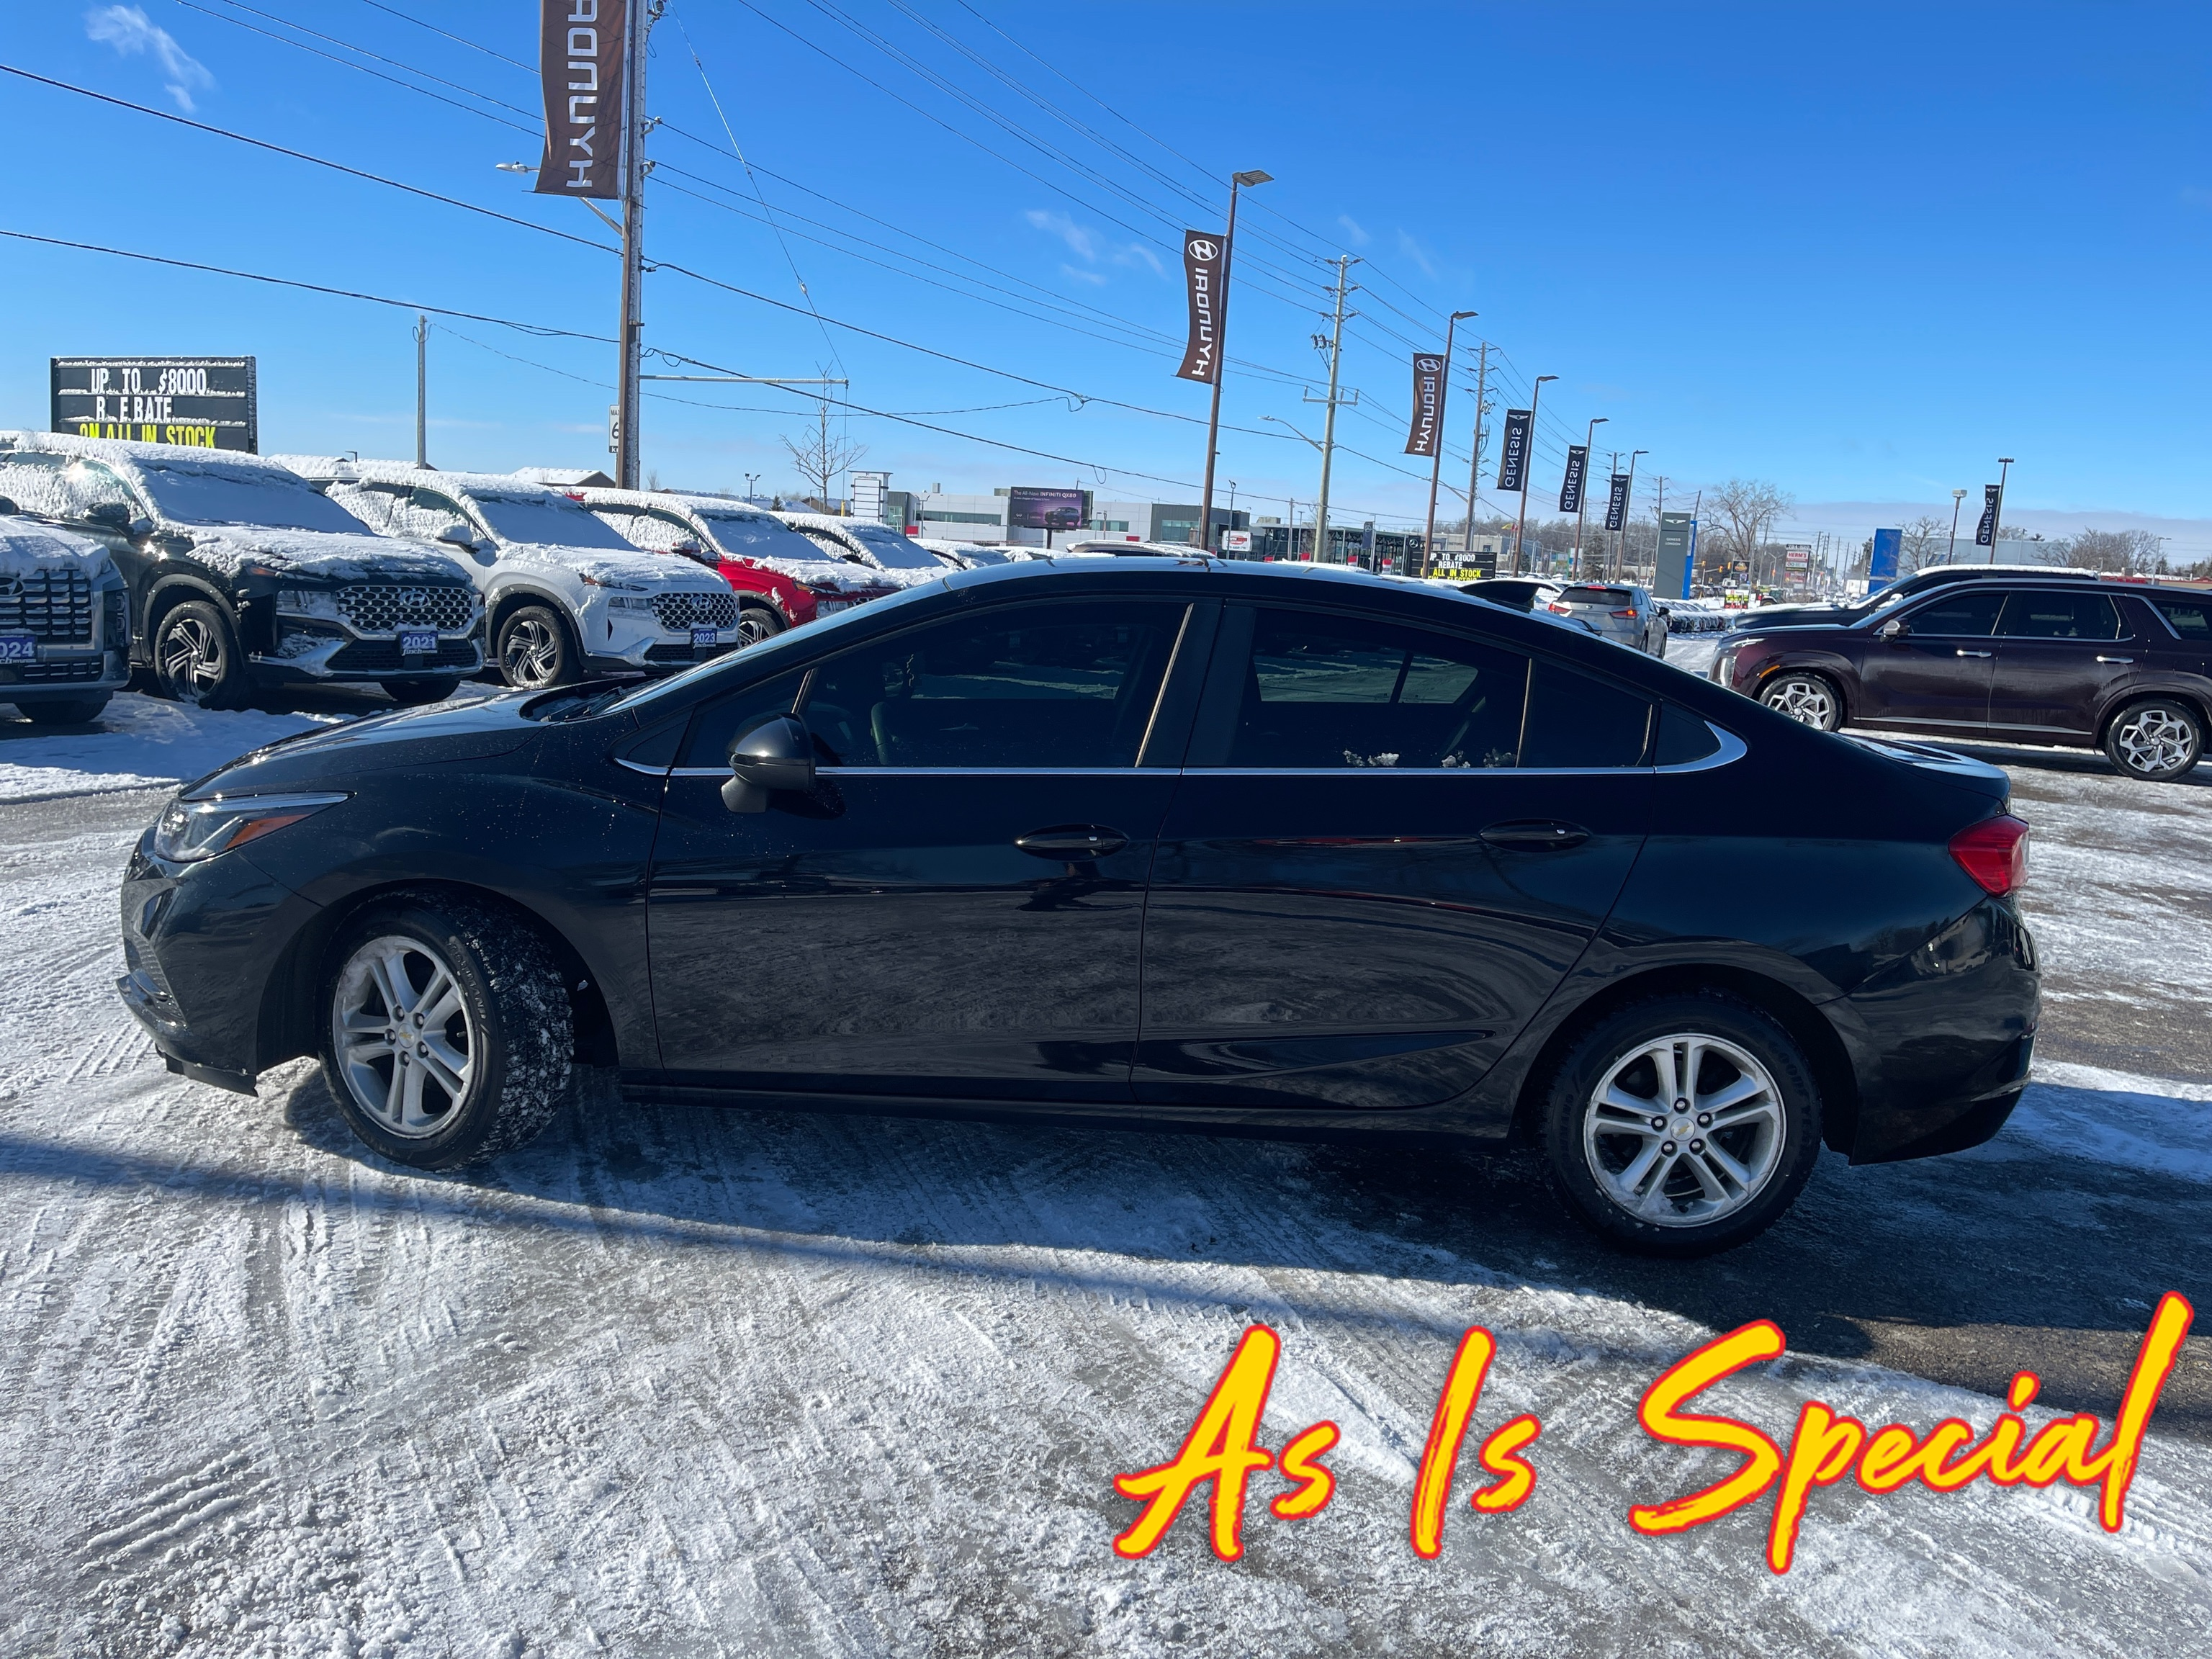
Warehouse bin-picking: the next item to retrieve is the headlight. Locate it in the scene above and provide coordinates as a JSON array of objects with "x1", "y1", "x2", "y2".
[
  {"x1": 606, "y1": 595, "x2": 657, "y2": 611},
  {"x1": 275, "y1": 589, "x2": 342, "y2": 619},
  {"x1": 152, "y1": 791, "x2": 349, "y2": 862}
]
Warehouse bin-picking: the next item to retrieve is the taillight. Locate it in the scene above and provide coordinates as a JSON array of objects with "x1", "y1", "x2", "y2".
[
  {"x1": 1949, "y1": 814, "x2": 2030, "y2": 896},
  {"x1": 1547, "y1": 602, "x2": 1571, "y2": 614},
  {"x1": 1610, "y1": 608, "x2": 1637, "y2": 619}
]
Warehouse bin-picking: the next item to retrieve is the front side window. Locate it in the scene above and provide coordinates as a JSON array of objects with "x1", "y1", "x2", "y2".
[
  {"x1": 801, "y1": 600, "x2": 1185, "y2": 768},
  {"x1": 1901, "y1": 589, "x2": 2005, "y2": 636},
  {"x1": 842, "y1": 523, "x2": 942, "y2": 571},
  {"x1": 466, "y1": 489, "x2": 636, "y2": 550},
  {"x1": 66, "y1": 460, "x2": 150, "y2": 520},
  {"x1": 678, "y1": 667, "x2": 810, "y2": 766},
  {"x1": 693, "y1": 509, "x2": 824, "y2": 561},
  {"x1": 594, "y1": 506, "x2": 696, "y2": 555},
  {"x1": 1995, "y1": 591, "x2": 2123, "y2": 641}
]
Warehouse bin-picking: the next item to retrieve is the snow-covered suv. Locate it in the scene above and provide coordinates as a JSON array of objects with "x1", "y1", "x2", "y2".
[
  {"x1": 0, "y1": 433, "x2": 483, "y2": 707},
  {"x1": 771, "y1": 511, "x2": 953, "y2": 591},
  {"x1": 580, "y1": 487, "x2": 902, "y2": 641},
  {"x1": 284, "y1": 460, "x2": 742, "y2": 688},
  {"x1": 0, "y1": 505, "x2": 130, "y2": 723}
]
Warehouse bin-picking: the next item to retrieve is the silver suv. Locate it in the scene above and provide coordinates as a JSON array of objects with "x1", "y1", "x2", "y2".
[{"x1": 1546, "y1": 582, "x2": 1668, "y2": 655}]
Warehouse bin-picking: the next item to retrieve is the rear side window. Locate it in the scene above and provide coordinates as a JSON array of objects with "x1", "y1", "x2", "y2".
[
  {"x1": 1520, "y1": 660, "x2": 1653, "y2": 768},
  {"x1": 2150, "y1": 596, "x2": 2212, "y2": 642},
  {"x1": 1227, "y1": 610, "x2": 1528, "y2": 768},
  {"x1": 1995, "y1": 591, "x2": 2123, "y2": 640},
  {"x1": 1653, "y1": 703, "x2": 1722, "y2": 766},
  {"x1": 801, "y1": 600, "x2": 1184, "y2": 768},
  {"x1": 1903, "y1": 589, "x2": 2004, "y2": 636}
]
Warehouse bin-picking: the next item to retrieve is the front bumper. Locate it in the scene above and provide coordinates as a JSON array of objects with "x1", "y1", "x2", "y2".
[
  {"x1": 0, "y1": 647, "x2": 131, "y2": 698},
  {"x1": 252, "y1": 619, "x2": 483, "y2": 683}
]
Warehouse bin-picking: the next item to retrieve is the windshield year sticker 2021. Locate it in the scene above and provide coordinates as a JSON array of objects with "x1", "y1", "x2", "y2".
[{"x1": 1110, "y1": 1292, "x2": 2193, "y2": 1572}]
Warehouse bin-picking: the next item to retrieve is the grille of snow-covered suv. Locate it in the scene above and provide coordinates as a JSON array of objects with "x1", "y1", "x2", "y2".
[
  {"x1": 0, "y1": 569, "x2": 94, "y2": 643},
  {"x1": 334, "y1": 584, "x2": 477, "y2": 634},
  {"x1": 651, "y1": 591, "x2": 739, "y2": 631}
]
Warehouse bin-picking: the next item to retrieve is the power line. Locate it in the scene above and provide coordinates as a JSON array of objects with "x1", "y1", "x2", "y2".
[
  {"x1": 351, "y1": 0, "x2": 535, "y2": 75},
  {"x1": 185, "y1": 0, "x2": 538, "y2": 123}
]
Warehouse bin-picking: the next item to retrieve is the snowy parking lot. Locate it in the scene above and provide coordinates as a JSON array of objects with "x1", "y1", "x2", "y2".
[{"x1": 4, "y1": 672, "x2": 2210, "y2": 1658}]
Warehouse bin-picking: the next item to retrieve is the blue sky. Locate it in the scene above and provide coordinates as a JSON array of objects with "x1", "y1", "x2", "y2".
[{"x1": 5, "y1": 2, "x2": 2211, "y2": 548}]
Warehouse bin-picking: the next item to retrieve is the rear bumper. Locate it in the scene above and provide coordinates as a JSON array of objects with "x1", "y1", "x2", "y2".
[{"x1": 0, "y1": 649, "x2": 131, "y2": 698}]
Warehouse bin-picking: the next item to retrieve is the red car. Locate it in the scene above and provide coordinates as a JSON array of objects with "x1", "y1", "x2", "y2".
[{"x1": 581, "y1": 488, "x2": 902, "y2": 641}]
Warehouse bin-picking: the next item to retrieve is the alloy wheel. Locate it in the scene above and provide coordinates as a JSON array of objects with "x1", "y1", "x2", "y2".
[
  {"x1": 1581, "y1": 1033, "x2": 1786, "y2": 1228},
  {"x1": 2112, "y1": 706, "x2": 2198, "y2": 777},
  {"x1": 158, "y1": 614, "x2": 225, "y2": 702},
  {"x1": 736, "y1": 607, "x2": 783, "y2": 646},
  {"x1": 501, "y1": 616, "x2": 561, "y2": 687},
  {"x1": 331, "y1": 935, "x2": 476, "y2": 1138},
  {"x1": 1763, "y1": 675, "x2": 1837, "y2": 729}
]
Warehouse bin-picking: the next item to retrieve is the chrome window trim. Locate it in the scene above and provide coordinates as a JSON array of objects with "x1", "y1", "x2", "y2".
[
  {"x1": 662, "y1": 765, "x2": 1177, "y2": 778},
  {"x1": 1655, "y1": 724, "x2": 1748, "y2": 774}
]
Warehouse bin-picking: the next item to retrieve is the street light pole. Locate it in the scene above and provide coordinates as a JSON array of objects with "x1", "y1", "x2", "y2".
[
  {"x1": 1571, "y1": 415, "x2": 1608, "y2": 579},
  {"x1": 1513, "y1": 374, "x2": 1557, "y2": 576},
  {"x1": 1196, "y1": 168, "x2": 1272, "y2": 548},
  {"x1": 1988, "y1": 457, "x2": 2014, "y2": 564},
  {"x1": 1948, "y1": 487, "x2": 1967, "y2": 564},
  {"x1": 1421, "y1": 310, "x2": 1478, "y2": 578},
  {"x1": 613, "y1": 0, "x2": 655, "y2": 490}
]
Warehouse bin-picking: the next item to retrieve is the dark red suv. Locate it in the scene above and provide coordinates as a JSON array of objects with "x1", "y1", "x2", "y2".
[{"x1": 1711, "y1": 575, "x2": 2212, "y2": 781}]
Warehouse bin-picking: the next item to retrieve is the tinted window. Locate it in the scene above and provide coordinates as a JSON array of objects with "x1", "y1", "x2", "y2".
[
  {"x1": 1520, "y1": 659, "x2": 1653, "y2": 768},
  {"x1": 1902, "y1": 590, "x2": 2004, "y2": 636},
  {"x1": 678, "y1": 667, "x2": 809, "y2": 766},
  {"x1": 1995, "y1": 591, "x2": 2122, "y2": 640},
  {"x1": 130, "y1": 460, "x2": 361, "y2": 532},
  {"x1": 595, "y1": 505, "x2": 696, "y2": 554},
  {"x1": 467, "y1": 489, "x2": 635, "y2": 550},
  {"x1": 801, "y1": 601, "x2": 1184, "y2": 768},
  {"x1": 1560, "y1": 586, "x2": 1635, "y2": 608},
  {"x1": 2152, "y1": 596, "x2": 2212, "y2": 641},
  {"x1": 1653, "y1": 703, "x2": 1722, "y2": 766},
  {"x1": 1226, "y1": 610, "x2": 1527, "y2": 768}
]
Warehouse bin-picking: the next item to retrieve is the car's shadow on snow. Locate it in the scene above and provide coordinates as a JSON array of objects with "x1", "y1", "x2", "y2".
[{"x1": 268, "y1": 1063, "x2": 2212, "y2": 1439}]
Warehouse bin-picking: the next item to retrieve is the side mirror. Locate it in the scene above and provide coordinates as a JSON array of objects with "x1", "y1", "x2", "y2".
[
  {"x1": 85, "y1": 501, "x2": 132, "y2": 529},
  {"x1": 722, "y1": 714, "x2": 816, "y2": 813},
  {"x1": 436, "y1": 522, "x2": 475, "y2": 549},
  {"x1": 0, "y1": 495, "x2": 17, "y2": 516},
  {"x1": 129, "y1": 516, "x2": 156, "y2": 537},
  {"x1": 1878, "y1": 619, "x2": 1909, "y2": 640},
  {"x1": 673, "y1": 539, "x2": 703, "y2": 557}
]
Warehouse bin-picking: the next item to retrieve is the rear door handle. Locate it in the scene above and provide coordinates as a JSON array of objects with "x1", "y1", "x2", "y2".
[
  {"x1": 1955, "y1": 649, "x2": 1992, "y2": 658},
  {"x1": 1015, "y1": 824, "x2": 1128, "y2": 859},
  {"x1": 1480, "y1": 819, "x2": 1589, "y2": 851},
  {"x1": 2097, "y1": 655, "x2": 2133, "y2": 665}
]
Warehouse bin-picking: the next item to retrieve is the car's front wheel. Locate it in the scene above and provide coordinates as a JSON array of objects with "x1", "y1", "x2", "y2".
[
  {"x1": 318, "y1": 896, "x2": 573, "y2": 1169},
  {"x1": 1759, "y1": 670, "x2": 1842, "y2": 732},
  {"x1": 151, "y1": 598, "x2": 248, "y2": 708},
  {"x1": 1540, "y1": 993, "x2": 1822, "y2": 1256},
  {"x1": 497, "y1": 605, "x2": 580, "y2": 689},
  {"x1": 736, "y1": 602, "x2": 785, "y2": 647},
  {"x1": 2104, "y1": 698, "x2": 2203, "y2": 781}
]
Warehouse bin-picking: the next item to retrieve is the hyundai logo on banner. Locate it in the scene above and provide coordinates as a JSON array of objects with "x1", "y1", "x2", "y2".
[
  {"x1": 1403, "y1": 354, "x2": 1446, "y2": 458},
  {"x1": 1175, "y1": 230, "x2": 1228, "y2": 383}
]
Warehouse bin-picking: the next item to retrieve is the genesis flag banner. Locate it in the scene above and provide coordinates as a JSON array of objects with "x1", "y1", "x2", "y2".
[
  {"x1": 536, "y1": 0, "x2": 628, "y2": 200},
  {"x1": 1558, "y1": 446, "x2": 1589, "y2": 514},
  {"x1": 1175, "y1": 230, "x2": 1227, "y2": 383},
  {"x1": 1403, "y1": 353, "x2": 1447, "y2": 457},
  {"x1": 1496, "y1": 410, "x2": 1532, "y2": 493},
  {"x1": 1604, "y1": 473, "x2": 1631, "y2": 532},
  {"x1": 1974, "y1": 483, "x2": 2001, "y2": 547}
]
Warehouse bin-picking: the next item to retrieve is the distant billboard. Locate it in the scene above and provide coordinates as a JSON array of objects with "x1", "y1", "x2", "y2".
[
  {"x1": 52, "y1": 356, "x2": 257, "y2": 451},
  {"x1": 1005, "y1": 486, "x2": 1089, "y2": 531},
  {"x1": 1869, "y1": 527, "x2": 1902, "y2": 592}
]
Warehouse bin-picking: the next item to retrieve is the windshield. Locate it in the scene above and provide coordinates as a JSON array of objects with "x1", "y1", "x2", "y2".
[
  {"x1": 695, "y1": 508, "x2": 829, "y2": 558},
  {"x1": 131, "y1": 461, "x2": 371, "y2": 534},
  {"x1": 469, "y1": 489, "x2": 636, "y2": 549},
  {"x1": 842, "y1": 522, "x2": 943, "y2": 570}
]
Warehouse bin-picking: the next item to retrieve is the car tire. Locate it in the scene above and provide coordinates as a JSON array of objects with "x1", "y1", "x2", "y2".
[
  {"x1": 19, "y1": 693, "x2": 112, "y2": 724},
  {"x1": 1539, "y1": 992, "x2": 1823, "y2": 1258},
  {"x1": 2103, "y1": 698, "x2": 2203, "y2": 782},
  {"x1": 736, "y1": 602, "x2": 785, "y2": 647},
  {"x1": 1758, "y1": 670, "x2": 1843, "y2": 732},
  {"x1": 150, "y1": 598, "x2": 249, "y2": 709},
  {"x1": 318, "y1": 895, "x2": 573, "y2": 1169},
  {"x1": 384, "y1": 676, "x2": 462, "y2": 706},
  {"x1": 497, "y1": 604, "x2": 580, "y2": 689}
]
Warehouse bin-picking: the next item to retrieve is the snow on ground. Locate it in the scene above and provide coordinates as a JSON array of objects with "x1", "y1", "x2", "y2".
[
  {"x1": 0, "y1": 693, "x2": 344, "y2": 802},
  {"x1": 3, "y1": 686, "x2": 2211, "y2": 1656}
]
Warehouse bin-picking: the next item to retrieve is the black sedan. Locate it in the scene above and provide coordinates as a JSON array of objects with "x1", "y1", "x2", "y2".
[{"x1": 117, "y1": 559, "x2": 2038, "y2": 1256}]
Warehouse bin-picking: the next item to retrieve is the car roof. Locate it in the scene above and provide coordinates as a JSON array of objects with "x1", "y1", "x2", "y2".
[
  {"x1": 271, "y1": 455, "x2": 575, "y2": 500},
  {"x1": 4, "y1": 428, "x2": 305, "y2": 480}
]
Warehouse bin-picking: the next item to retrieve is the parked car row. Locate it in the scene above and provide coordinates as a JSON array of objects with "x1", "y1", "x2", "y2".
[{"x1": 0, "y1": 431, "x2": 966, "y2": 716}]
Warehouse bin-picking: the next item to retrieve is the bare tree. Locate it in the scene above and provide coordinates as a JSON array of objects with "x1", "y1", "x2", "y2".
[
  {"x1": 1703, "y1": 480, "x2": 1794, "y2": 585},
  {"x1": 780, "y1": 395, "x2": 866, "y2": 513},
  {"x1": 2067, "y1": 527, "x2": 2168, "y2": 575},
  {"x1": 1900, "y1": 514, "x2": 1948, "y2": 574}
]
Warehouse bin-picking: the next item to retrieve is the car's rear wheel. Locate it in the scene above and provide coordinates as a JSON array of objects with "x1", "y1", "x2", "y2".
[
  {"x1": 2104, "y1": 698, "x2": 2203, "y2": 781},
  {"x1": 384, "y1": 676, "x2": 462, "y2": 706},
  {"x1": 1759, "y1": 670, "x2": 1842, "y2": 732},
  {"x1": 18, "y1": 693, "x2": 112, "y2": 724},
  {"x1": 318, "y1": 896, "x2": 572, "y2": 1169},
  {"x1": 1540, "y1": 993, "x2": 1822, "y2": 1256},
  {"x1": 151, "y1": 599, "x2": 248, "y2": 709},
  {"x1": 497, "y1": 605, "x2": 580, "y2": 689},
  {"x1": 736, "y1": 602, "x2": 785, "y2": 647}
]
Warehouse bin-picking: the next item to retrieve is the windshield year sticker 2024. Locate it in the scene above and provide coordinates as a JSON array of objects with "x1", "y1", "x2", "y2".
[{"x1": 1109, "y1": 1292, "x2": 2193, "y2": 1572}]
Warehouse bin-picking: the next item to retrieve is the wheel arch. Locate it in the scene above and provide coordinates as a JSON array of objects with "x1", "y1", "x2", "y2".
[
  {"x1": 2093, "y1": 683, "x2": 2211, "y2": 745},
  {"x1": 1506, "y1": 963, "x2": 1860, "y2": 1156},
  {"x1": 255, "y1": 878, "x2": 619, "y2": 1075},
  {"x1": 487, "y1": 585, "x2": 578, "y2": 643},
  {"x1": 1750, "y1": 657, "x2": 1854, "y2": 721},
  {"x1": 140, "y1": 571, "x2": 233, "y2": 655}
]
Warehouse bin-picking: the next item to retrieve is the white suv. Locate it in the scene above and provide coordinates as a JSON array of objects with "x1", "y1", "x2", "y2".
[
  {"x1": 281, "y1": 459, "x2": 743, "y2": 688},
  {"x1": 772, "y1": 512, "x2": 953, "y2": 590}
]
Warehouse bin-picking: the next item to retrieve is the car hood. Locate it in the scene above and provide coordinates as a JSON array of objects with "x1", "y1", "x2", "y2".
[
  {"x1": 1, "y1": 516, "x2": 119, "y2": 585},
  {"x1": 178, "y1": 526, "x2": 472, "y2": 583},
  {"x1": 181, "y1": 691, "x2": 551, "y2": 798},
  {"x1": 495, "y1": 541, "x2": 733, "y2": 592}
]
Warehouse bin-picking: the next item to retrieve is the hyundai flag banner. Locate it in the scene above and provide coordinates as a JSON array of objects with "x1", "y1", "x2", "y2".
[
  {"x1": 1557, "y1": 446, "x2": 1588, "y2": 514},
  {"x1": 1974, "y1": 483, "x2": 2001, "y2": 547},
  {"x1": 1604, "y1": 472, "x2": 1631, "y2": 532},
  {"x1": 1496, "y1": 410, "x2": 1532, "y2": 493},
  {"x1": 1403, "y1": 353, "x2": 1446, "y2": 457},
  {"x1": 1175, "y1": 230, "x2": 1226, "y2": 383},
  {"x1": 536, "y1": 0, "x2": 628, "y2": 200}
]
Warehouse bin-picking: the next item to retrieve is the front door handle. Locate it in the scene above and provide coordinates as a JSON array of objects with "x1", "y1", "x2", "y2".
[
  {"x1": 1955, "y1": 649, "x2": 1992, "y2": 658},
  {"x1": 2097, "y1": 655, "x2": 2134, "y2": 665},
  {"x1": 1480, "y1": 819, "x2": 1589, "y2": 852},
  {"x1": 1015, "y1": 824, "x2": 1128, "y2": 859}
]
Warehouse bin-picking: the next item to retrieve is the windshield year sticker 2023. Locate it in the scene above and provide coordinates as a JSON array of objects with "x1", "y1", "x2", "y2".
[{"x1": 1110, "y1": 1292, "x2": 2193, "y2": 1573}]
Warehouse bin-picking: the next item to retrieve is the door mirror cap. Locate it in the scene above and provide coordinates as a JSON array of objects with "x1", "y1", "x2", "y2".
[
  {"x1": 1877, "y1": 619, "x2": 1909, "y2": 639},
  {"x1": 129, "y1": 516, "x2": 156, "y2": 537},
  {"x1": 84, "y1": 501, "x2": 132, "y2": 529},
  {"x1": 673, "y1": 539, "x2": 704, "y2": 556},
  {"x1": 723, "y1": 714, "x2": 816, "y2": 813}
]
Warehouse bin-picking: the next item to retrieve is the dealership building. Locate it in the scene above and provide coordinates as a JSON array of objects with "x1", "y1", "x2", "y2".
[{"x1": 853, "y1": 476, "x2": 1247, "y2": 549}]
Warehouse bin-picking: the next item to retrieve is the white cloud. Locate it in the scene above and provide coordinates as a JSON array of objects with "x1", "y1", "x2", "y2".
[
  {"x1": 1060, "y1": 264, "x2": 1108, "y2": 287},
  {"x1": 1395, "y1": 228, "x2": 1439, "y2": 278},
  {"x1": 1113, "y1": 243, "x2": 1164, "y2": 277},
  {"x1": 85, "y1": 6, "x2": 213, "y2": 112},
  {"x1": 1025, "y1": 209, "x2": 1100, "y2": 261},
  {"x1": 1338, "y1": 214, "x2": 1371, "y2": 247}
]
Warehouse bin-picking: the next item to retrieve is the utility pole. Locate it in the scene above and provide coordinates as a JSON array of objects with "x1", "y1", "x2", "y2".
[
  {"x1": 1305, "y1": 255, "x2": 1359, "y2": 566},
  {"x1": 1195, "y1": 169, "x2": 1272, "y2": 548},
  {"x1": 1618, "y1": 449, "x2": 1647, "y2": 578},
  {"x1": 1987, "y1": 457, "x2": 2014, "y2": 564},
  {"x1": 1948, "y1": 487, "x2": 1966, "y2": 563},
  {"x1": 1421, "y1": 310, "x2": 1478, "y2": 578},
  {"x1": 1570, "y1": 415, "x2": 1607, "y2": 580},
  {"x1": 1462, "y1": 341, "x2": 1490, "y2": 575},
  {"x1": 413, "y1": 314, "x2": 428, "y2": 469},
  {"x1": 1514, "y1": 374, "x2": 1557, "y2": 576},
  {"x1": 613, "y1": 0, "x2": 656, "y2": 489}
]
